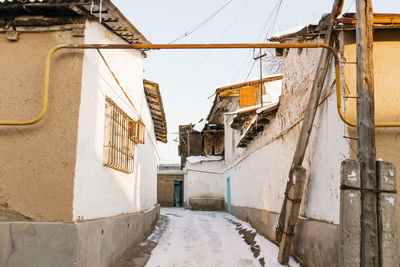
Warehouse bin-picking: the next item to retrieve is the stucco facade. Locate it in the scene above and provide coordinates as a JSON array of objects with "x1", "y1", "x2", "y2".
[
  {"x1": 184, "y1": 160, "x2": 225, "y2": 210},
  {"x1": 0, "y1": 20, "x2": 159, "y2": 223},
  {"x1": 0, "y1": 14, "x2": 162, "y2": 266},
  {"x1": 73, "y1": 21, "x2": 158, "y2": 221},
  {"x1": 0, "y1": 29, "x2": 84, "y2": 222}
]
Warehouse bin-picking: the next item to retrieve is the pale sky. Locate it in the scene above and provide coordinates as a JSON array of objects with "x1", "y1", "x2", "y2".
[{"x1": 113, "y1": 0, "x2": 399, "y2": 164}]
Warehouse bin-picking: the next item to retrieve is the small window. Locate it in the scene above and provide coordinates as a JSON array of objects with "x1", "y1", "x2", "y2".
[
  {"x1": 129, "y1": 120, "x2": 145, "y2": 144},
  {"x1": 103, "y1": 97, "x2": 135, "y2": 174}
]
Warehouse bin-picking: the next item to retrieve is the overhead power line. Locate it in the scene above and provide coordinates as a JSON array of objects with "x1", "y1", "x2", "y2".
[
  {"x1": 243, "y1": 0, "x2": 283, "y2": 81},
  {"x1": 167, "y1": 0, "x2": 250, "y2": 101},
  {"x1": 228, "y1": 0, "x2": 282, "y2": 83},
  {"x1": 169, "y1": 0, "x2": 234, "y2": 44}
]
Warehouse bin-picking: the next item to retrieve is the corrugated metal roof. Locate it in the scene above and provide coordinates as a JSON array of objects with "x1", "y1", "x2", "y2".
[{"x1": 0, "y1": 0, "x2": 150, "y2": 44}]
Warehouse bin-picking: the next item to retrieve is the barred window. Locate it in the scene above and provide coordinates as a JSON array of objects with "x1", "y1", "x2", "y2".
[{"x1": 103, "y1": 97, "x2": 135, "y2": 174}]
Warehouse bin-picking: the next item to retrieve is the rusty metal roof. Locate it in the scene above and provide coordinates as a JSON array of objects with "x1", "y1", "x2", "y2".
[
  {"x1": 0, "y1": 0, "x2": 149, "y2": 44},
  {"x1": 269, "y1": 13, "x2": 400, "y2": 42},
  {"x1": 143, "y1": 80, "x2": 167, "y2": 143}
]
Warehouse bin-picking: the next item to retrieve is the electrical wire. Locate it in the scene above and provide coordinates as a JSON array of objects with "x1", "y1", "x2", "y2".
[
  {"x1": 263, "y1": 0, "x2": 283, "y2": 42},
  {"x1": 240, "y1": 0, "x2": 283, "y2": 82},
  {"x1": 244, "y1": 61, "x2": 257, "y2": 81},
  {"x1": 343, "y1": 0, "x2": 356, "y2": 15},
  {"x1": 169, "y1": 0, "x2": 234, "y2": 44},
  {"x1": 167, "y1": 0, "x2": 251, "y2": 101},
  {"x1": 226, "y1": 0, "x2": 282, "y2": 83}
]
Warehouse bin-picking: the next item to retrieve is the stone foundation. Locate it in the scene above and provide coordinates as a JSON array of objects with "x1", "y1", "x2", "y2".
[
  {"x1": 231, "y1": 205, "x2": 339, "y2": 267},
  {"x1": 188, "y1": 197, "x2": 224, "y2": 211},
  {"x1": 0, "y1": 205, "x2": 160, "y2": 267}
]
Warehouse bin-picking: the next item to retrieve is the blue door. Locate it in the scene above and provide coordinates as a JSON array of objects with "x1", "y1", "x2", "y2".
[
  {"x1": 226, "y1": 177, "x2": 231, "y2": 213},
  {"x1": 174, "y1": 181, "x2": 181, "y2": 207}
]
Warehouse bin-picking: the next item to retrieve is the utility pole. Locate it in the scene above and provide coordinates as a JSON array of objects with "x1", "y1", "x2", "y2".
[
  {"x1": 356, "y1": 0, "x2": 379, "y2": 266},
  {"x1": 275, "y1": 1, "x2": 344, "y2": 263}
]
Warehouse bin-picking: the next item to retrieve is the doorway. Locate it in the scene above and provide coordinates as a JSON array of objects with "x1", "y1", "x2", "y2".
[
  {"x1": 174, "y1": 180, "x2": 183, "y2": 207},
  {"x1": 226, "y1": 177, "x2": 231, "y2": 213}
]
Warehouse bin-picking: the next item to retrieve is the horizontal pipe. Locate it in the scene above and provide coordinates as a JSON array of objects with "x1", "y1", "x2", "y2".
[
  {"x1": 1, "y1": 42, "x2": 397, "y2": 127},
  {"x1": 0, "y1": 43, "x2": 338, "y2": 126}
]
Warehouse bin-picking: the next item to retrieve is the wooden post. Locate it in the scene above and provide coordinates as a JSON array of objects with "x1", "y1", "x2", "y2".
[
  {"x1": 276, "y1": 0, "x2": 344, "y2": 250},
  {"x1": 340, "y1": 160, "x2": 361, "y2": 267},
  {"x1": 355, "y1": 0, "x2": 379, "y2": 266},
  {"x1": 277, "y1": 166, "x2": 306, "y2": 264},
  {"x1": 376, "y1": 161, "x2": 399, "y2": 267}
]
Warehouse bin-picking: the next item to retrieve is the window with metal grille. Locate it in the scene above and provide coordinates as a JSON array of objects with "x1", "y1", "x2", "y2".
[{"x1": 103, "y1": 96, "x2": 135, "y2": 174}]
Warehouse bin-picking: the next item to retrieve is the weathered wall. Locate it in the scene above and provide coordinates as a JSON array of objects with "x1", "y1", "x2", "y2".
[
  {"x1": 184, "y1": 160, "x2": 225, "y2": 205},
  {"x1": 223, "y1": 30, "x2": 400, "y2": 265},
  {"x1": 0, "y1": 205, "x2": 160, "y2": 267},
  {"x1": 0, "y1": 30, "x2": 84, "y2": 221},
  {"x1": 73, "y1": 22, "x2": 158, "y2": 221},
  {"x1": 222, "y1": 37, "x2": 351, "y2": 266},
  {"x1": 231, "y1": 205, "x2": 339, "y2": 267},
  {"x1": 224, "y1": 38, "x2": 350, "y2": 224},
  {"x1": 342, "y1": 28, "x2": 400, "y2": 253}
]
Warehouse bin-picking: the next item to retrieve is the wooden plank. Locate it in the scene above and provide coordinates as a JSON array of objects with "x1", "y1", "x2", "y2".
[
  {"x1": 276, "y1": 0, "x2": 344, "y2": 262},
  {"x1": 356, "y1": 1, "x2": 379, "y2": 265},
  {"x1": 216, "y1": 76, "x2": 282, "y2": 94},
  {"x1": 277, "y1": 166, "x2": 306, "y2": 264},
  {"x1": 239, "y1": 85, "x2": 256, "y2": 108},
  {"x1": 213, "y1": 132, "x2": 224, "y2": 155},
  {"x1": 203, "y1": 134, "x2": 213, "y2": 155},
  {"x1": 188, "y1": 132, "x2": 202, "y2": 156},
  {"x1": 153, "y1": 121, "x2": 166, "y2": 128}
]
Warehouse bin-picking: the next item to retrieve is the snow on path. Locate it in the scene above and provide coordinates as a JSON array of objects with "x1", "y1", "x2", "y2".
[{"x1": 145, "y1": 208, "x2": 299, "y2": 267}]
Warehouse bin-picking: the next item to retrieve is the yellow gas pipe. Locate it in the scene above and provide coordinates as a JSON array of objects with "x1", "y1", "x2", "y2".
[{"x1": 0, "y1": 42, "x2": 397, "y2": 127}]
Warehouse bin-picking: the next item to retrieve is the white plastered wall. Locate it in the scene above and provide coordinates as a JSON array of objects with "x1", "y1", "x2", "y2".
[
  {"x1": 223, "y1": 40, "x2": 350, "y2": 224},
  {"x1": 73, "y1": 22, "x2": 158, "y2": 221},
  {"x1": 183, "y1": 160, "x2": 225, "y2": 204}
]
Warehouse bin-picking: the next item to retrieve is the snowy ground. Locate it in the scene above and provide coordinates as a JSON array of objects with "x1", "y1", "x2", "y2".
[{"x1": 145, "y1": 208, "x2": 299, "y2": 267}]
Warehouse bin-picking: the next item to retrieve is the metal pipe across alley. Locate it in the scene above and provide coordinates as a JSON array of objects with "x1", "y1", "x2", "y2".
[{"x1": 0, "y1": 42, "x2": 398, "y2": 127}]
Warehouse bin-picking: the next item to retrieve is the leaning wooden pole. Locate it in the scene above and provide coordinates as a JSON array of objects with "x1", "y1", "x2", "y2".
[
  {"x1": 276, "y1": 1, "x2": 344, "y2": 260},
  {"x1": 356, "y1": 0, "x2": 379, "y2": 265}
]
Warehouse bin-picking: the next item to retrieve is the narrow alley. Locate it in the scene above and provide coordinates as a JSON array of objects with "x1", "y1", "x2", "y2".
[
  {"x1": 125, "y1": 208, "x2": 299, "y2": 267},
  {"x1": 1, "y1": 1, "x2": 400, "y2": 266}
]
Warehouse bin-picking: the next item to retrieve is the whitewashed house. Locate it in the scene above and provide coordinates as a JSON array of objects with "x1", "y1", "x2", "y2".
[
  {"x1": 0, "y1": 1, "x2": 167, "y2": 266},
  {"x1": 179, "y1": 76, "x2": 282, "y2": 210}
]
